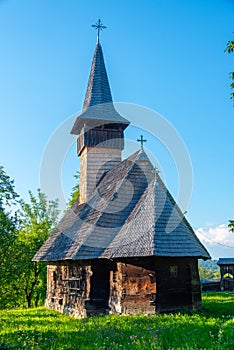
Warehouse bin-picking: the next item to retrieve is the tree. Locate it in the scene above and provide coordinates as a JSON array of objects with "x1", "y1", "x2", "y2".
[
  {"x1": 67, "y1": 171, "x2": 80, "y2": 208},
  {"x1": 0, "y1": 167, "x2": 18, "y2": 203},
  {"x1": 0, "y1": 167, "x2": 60, "y2": 309},
  {"x1": 225, "y1": 38, "x2": 234, "y2": 101},
  {"x1": 16, "y1": 189, "x2": 59, "y2": 307},
  {"x1": 198, "y1": 265, "x2": 220, "y2": 280},
  {"x1": 0, "y1": 166, "x2": 19, "y2": 309},
  {"x1": 228, "y1": 220, "x2": 234, "y2": 233}
]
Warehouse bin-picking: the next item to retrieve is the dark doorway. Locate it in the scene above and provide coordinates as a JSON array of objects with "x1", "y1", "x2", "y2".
[{"x1": 90, "y1": 260, "x2": 110, "y2": 310}]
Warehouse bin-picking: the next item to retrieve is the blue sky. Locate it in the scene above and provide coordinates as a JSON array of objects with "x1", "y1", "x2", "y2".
[{"x1": 0, "y1": 0, "x2": 234, "y2": 258}]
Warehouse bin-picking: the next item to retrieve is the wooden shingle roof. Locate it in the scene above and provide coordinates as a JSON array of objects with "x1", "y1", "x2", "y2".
[
  {"x1": 71, "y1": 43, "x2": 129, "y2": 135},
  {"x1": 217, "y1": 258, "x2": 234, "y2": 265},
  {"x1": 33, "y1": 150, "x2": 210, "y2": 262},
  {"x1": 83, "y1": 43, "x2": 113, "y2": 110}
]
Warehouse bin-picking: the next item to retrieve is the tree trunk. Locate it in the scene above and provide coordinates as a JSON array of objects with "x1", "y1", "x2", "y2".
[{"x1": 26, "y1": 292, "x2": 32, "y2": 308}]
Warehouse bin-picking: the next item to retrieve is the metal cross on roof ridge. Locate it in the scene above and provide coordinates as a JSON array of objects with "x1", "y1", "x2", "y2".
[
  {"x1": 92, "y1": 18, "x2": 107, "y2": 44},
  {"x1": 137, "y1": 135, "x2": 147, "y2": 150}
]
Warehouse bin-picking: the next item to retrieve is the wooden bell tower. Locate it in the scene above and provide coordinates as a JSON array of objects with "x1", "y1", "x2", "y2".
[{"x1": 71, "y1": 27, "x2": 129, "y2": 203}]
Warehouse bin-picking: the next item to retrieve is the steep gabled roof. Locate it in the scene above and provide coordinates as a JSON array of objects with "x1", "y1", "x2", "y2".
[
  {"x1": 33, "y1": 150, "x2": 210, "y2": 262},
  {"x1": 71, "y1": 43, "x2": 129, "y2": 135},
  {"x1": 102, "y1": 174, "x2": 210, "y2": 259}
]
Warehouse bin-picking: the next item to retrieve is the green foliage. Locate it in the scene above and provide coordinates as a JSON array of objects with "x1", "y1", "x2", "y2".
[
  {"x1": 0, "y1": 166, "x2": 19, "y2": 309},
  {"x1": 199, "y1": 259, "x2": 219, "y2": 271},
  {"x1": 225, "y1": 40, "x2": 234, "y2": 54},
  {"x1": 0, "y1": 166, "x2": 19, "y2": 207},
  {"x1": 0, "y1": 209, "x2": 20, "y2": 309},
  {"x1": 0, "y1": 293, "x2": 233, "y2": 349},
  {"x1": 225, "y1": 38, "x2": 234, "y2": 101},
  {"x1": 199, "y1": 266, "x2": 220, "y2": 280},
  {"x1": 16, "y1": 189, "x2": 59, "y2": 307},
  {"x1": 0, "y1": 167, "x2": 60, "y2": 309},
  {"x1": 228, "y1": 220, "x2": 234, "y2": 233},
  {"x1": 198, "y1": 260, "x2": 220, "y2": 280},
  {"x1": 67, "y1": 171, "x2": 80, "y2": 208}
]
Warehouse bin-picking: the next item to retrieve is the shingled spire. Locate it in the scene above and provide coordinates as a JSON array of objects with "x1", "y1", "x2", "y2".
[
  {"x1": 71, "y1": 21, "x2": 130, "y2": 203},
  {"x1": 71, "y1": 41, "x2": 129, "y2": 135},
  {"x1": 82, "y1": 43, "x2": 113, "y2": 111}
]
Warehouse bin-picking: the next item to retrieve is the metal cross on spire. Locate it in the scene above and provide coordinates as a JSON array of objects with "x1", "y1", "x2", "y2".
[
  {"x1": 92, "y1": 18, "x2": 107, "y2": 44},
  {"x1": 137, "y1": 135, "x2": 147, "y2": 150}
]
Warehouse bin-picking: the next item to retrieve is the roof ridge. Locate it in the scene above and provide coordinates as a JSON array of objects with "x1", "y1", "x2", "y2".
[
  {"x1": 95, "y1": 149, "x2": 152, "y2": 190},
  {"x1": 95, "y1": 150, "x2": 143, "y2": 198}
]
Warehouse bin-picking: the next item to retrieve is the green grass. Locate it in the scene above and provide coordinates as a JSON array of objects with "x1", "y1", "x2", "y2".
[{"x1": 0, "y1": 293, "x2": 234, "y2": 349}]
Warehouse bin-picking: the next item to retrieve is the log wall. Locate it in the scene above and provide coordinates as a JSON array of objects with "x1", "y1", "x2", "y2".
[
  {"x1": 118, "y1": 263, "x2": 156, "y2": 314},
  {"x1": 46, "y1": 261, "x2": 91, "y2": 318},
  {"x1": 45, "y1": 257, "x2": 202, "y2": 317},
  {"x1": 155, "y1": 257, "x2": 202, "y2": 313}
]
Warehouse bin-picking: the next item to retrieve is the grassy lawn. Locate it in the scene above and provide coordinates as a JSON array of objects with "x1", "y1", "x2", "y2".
[{"x1": 0, "y1": 293, "x2": 233, "y2": 349}]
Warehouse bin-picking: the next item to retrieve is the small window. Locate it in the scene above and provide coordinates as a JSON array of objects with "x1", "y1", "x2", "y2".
[
  {"x1": 68, "y1": 278, "x2": 81, "y2": 291},
  {"x1": 170, "y1": 265, "x2": 178, "y2": 277}
]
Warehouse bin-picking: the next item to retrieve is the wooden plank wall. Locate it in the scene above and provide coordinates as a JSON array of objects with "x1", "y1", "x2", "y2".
[{"x1": 45, "y1": 257, "x2": 202, "y2": 317}]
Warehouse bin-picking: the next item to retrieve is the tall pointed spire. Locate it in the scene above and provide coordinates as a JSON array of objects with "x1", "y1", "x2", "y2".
[
  {"x1": 70, "y1": 25, "x2": 130, "y2": 203},
  {"x1": 83, "y1": 19, "x2": 112, "y2": 111},
  {"x1": 71, "y1": 22, "x2": 129, "y2": 135},
  {"x1": 82, "y1": 43, "x2": 113, "y2": 111}
]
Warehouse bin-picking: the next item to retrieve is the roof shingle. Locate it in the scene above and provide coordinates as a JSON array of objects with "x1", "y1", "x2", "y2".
[
  {"x1": 33, "y1": 150, "x2": 210, "y2": 262},
  {"x1": 217, "y1": 258, "x2": 234, "y2": 265},
  {"x1": 71, "y1": 43, "x2": 129, "y2": 135}
]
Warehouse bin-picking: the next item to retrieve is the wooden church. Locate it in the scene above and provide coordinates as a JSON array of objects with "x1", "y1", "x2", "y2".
[{"x1": 33, "y1": 21, "x2": 210, "y2": 317}]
